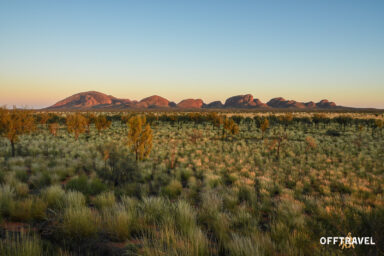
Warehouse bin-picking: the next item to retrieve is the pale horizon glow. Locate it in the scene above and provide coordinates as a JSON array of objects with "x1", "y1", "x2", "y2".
[{"x1": 1, "y1": 0, "x2": 383, "y2": 109}]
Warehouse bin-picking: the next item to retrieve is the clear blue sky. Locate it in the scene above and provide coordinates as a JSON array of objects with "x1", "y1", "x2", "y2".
[{"x1": 0, "y1": 0, "x2": 383, "y2": 108}]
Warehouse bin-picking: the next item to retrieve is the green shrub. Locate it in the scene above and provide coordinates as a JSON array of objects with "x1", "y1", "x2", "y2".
[
  {"x1": 163, "y1": 180, "x2": 182, "y2": 199},
  {"x1": 92, "y1": 191, "x2": 115, "y2": 210},
  {"x1": 238, "y1": 185, "x2": 252, "y2": 204},
  {"x1": 227, "y1": 234, "x2": 265, "y2": 256},
  {"x1": 269, "y1": 183, "x2": 281, "y2": 197},
  {"x1": 88, "y1": 178, "x2": 107, "y2": 195},
  {"x1": 65, "y1": 175, "x2": 88, "y2": 194},
  {"x1": 276, "y1": 198, "x2": 305, "y2": 230},
  {"x1": 14, "y1": 182, "x2": 29, "y2": 197},
  {"x1": 61, "y1": 206, "x2": 100, "y2": 239},
  {"x1": 198, "y1": 207, "x2": 230, "y2": 245},
  {"x1": 120, "y1": 182, "x2": 144, "y2": 198},
  {"x1": 138, "y1": 226, "x2": 210, "y2": 256},
  {"x1": 42, "y1": 185, "x2": 65, "y2": 209},
  {"x1": 29, "y1": 171, "x2": 51, "y2": 189},
  {"x1": 102, "y1": 205, "x2": 134, "y2": 241},
  {"x1": 66, "y1": 176, "x2": 107, "y2": 196},
  {"x1": 120, "y1": 196, "x2": 138, "y2": 212},
  {"x1": 99, "y1": 155, "x2": 139, "y2": 185},
  {"x1": 11, "y1": 198, "x2": 33, "y2": 222},
  {"x1": 221, "y1": 170, "x2": 237, "y2": 186},
  {"x1": 174, "y1": 200, "x2": 197, "y2": 237},
  {"x1": 0, "y1": 231, "x2": 46, "y2": 256},
  {"x1": 330, "y1": 181, "x2": 351, "y2": 194},
  {"x1": 0, "y1": 185, "x2": 15, "y2": 217},
  {"x1": 64, "y1": 191, "x2": 86, "y2": 208},
  {"x1": 0, "y1": 170, "x2": 5, "y2": 184},
  {"x1": 231, "y1": 209, "x2": 256, "y2": 232},
  {"x1": 140, "y1": 197, "x2": 170, "y2": 226},
  {"x1": 15, "y1": 169, "x2": 28, "y2": 182},
  {"x1": 10, "y1": 197, "x2": 47, "y2": 222},
  {"x1": 31, "y1": 198, "x2": 47, "y2": 220},
  {"x1": 179, "y1": 168, "x2": 193, "y2": 187},
  {"x1": 325, "y1": 129, "x2": 341, "y2": 136}
]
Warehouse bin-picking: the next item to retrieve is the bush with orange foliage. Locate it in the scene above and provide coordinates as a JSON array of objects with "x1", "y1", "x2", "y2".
[
  {"x1": 127, "y1": 115, "x2": 153, "y2": 161},
  {"x1": 0, "y1": 107, "x2": 36, "y2": 156},
  {"x1": 94, "y1": 115, "x2": 111, "y2": 134},
  {"x1": 66, "y1": 113, "x2": 88, "y2": 140}
]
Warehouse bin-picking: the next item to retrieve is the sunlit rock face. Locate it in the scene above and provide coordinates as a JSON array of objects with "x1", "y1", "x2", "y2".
[{"x1": 177, "y1": 99, "x2": 204, "y2": 108}]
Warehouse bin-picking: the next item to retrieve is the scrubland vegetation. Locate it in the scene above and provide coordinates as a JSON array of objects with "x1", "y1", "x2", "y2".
[{"x1": 0, "y1": 108, "x2": 383, "y2": 255}]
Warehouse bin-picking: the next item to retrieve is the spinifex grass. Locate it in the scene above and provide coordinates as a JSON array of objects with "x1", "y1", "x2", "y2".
[{"x1": 0, "y1": 112, "x2": 382, "y2": 255}]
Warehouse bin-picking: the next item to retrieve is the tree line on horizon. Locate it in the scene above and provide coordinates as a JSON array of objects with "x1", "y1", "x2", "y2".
[{"x1": 0, "y1": 107, "x2": 383, "y2": 159}]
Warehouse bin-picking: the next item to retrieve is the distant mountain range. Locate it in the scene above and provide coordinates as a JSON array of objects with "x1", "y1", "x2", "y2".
[{"x1": 46, "y1": 91, "x2": 342, "y2": 110}]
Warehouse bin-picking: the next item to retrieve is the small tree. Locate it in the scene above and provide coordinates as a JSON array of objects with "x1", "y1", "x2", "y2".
[
  {"x1": 127, "y1": 115, "x2": 153, "y2": 161},
  {"x1": 49, "y1": 123, "x2": 59, "y2": 136},
  {"x1": 313, "y1": 113, "x2": 326, "y2": 128},
  {"x1": 208, "y1": 112, "x2": 219, "y2": 127},
  {"x1": 38, "y1": 112, "x2": 50, "y2": 128},
  {"x1": 94, "y1": 115, "x2": 111, "y2": 134},
  {"x1": 0, "y1": 107, "x2": 36, "y2": 156},
  {"x1": 214, "y1": 116, "x2": 224, "y2": 134},
  {"x1": 84, "y1": 112, "x2": 96, "y2": 133},
  {"x1": 222, "y1": 117, "x2": 239, "y2": 139},
  {"x1": 167, "y1": 139, "x2": 179, "y2": 170},
  {"x1": 280, "y1": 113, "x2": 293, "y2": 131},
  {"x1": 97, "y1": 142, "x2": 115, "y2": 171},
  {"x1": 209, "y1": 113, "x2": 224, "y2": 136},
  {"x1": 260, "y1": 118, "x2": 269, "y2": 140},
  {"x1": 334, "y1": 115, "x2": 352, "y2": 131},
  {"x1": 244, "y1": 117, "x2": 253, "y2": 131},
  {"x1": 266, "y1": 132, "x2": 287, "y2": 160},
  {"x1": 66, "y1": 113, "x2": 88, "y2": 140}
]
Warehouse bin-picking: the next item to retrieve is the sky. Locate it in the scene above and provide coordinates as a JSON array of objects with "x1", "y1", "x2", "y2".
[{"x1": 0, "y1": 0, "x2": 383, "y2": 109}]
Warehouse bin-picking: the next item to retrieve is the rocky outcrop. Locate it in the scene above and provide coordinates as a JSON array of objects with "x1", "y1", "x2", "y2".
[
  {"x1": 253, "y1": 98, "x2": 268, "y2": 108},
  {"x1": 224, "y1": 94, "x2": 268, "y2": 108},
  {"x1": 204, "y1": 101, "x2": 224, "y2": 108},
  {"x1": 139, "y1": 95, "x2": 171, "y2": 108},
  {"x1": 48, "y1": 91, "x2": 125, "y2": 109},
  {"x1": 316, "y1": 99, "x2": 337, "y2": 108},
  {"x1": 305, "y1": 101, "x2": 316, "y2": 108},
  {"x1": 47, "y1": 91, "x2": 340, "y2": 110},
  {"x1": 177, "y1": 99, "x2": 204, "y2": 108},
  {"x1": 267, "y1": 97, "x2": 337, "y2": 109}
]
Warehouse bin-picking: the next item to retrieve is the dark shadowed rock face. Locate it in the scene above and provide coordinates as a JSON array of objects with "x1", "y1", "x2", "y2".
[
  {"x1": 204, "y1": 101, "x2": 224, "y2": 108},
  {"x1": 177, "y1": 99, "x2": 204, "y2": 108},
  {"x1": 289, "y1": 101, "x2": 306, "y2": 108},
  {"x1": 253, "y1": 98, "x2": 269, "y2": 108},
  {"x1": 316, "y1": 99, "x2": 337, "y2": 108},
  {"x1": 139, "y1": 95, "x2": 171, "y2": 108},
  {"x1": 267, "y1": 97, "x2": 306, "y2": 108},
  {"x1": 224, "y1": 94, "x2": 268, "y2": 108},
  {"x1": 267, "y1": 97, "x2": 287, "y2": 108},
  {"x1": 305, "y1": 101, "x2": 316, "y2": 108}
]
